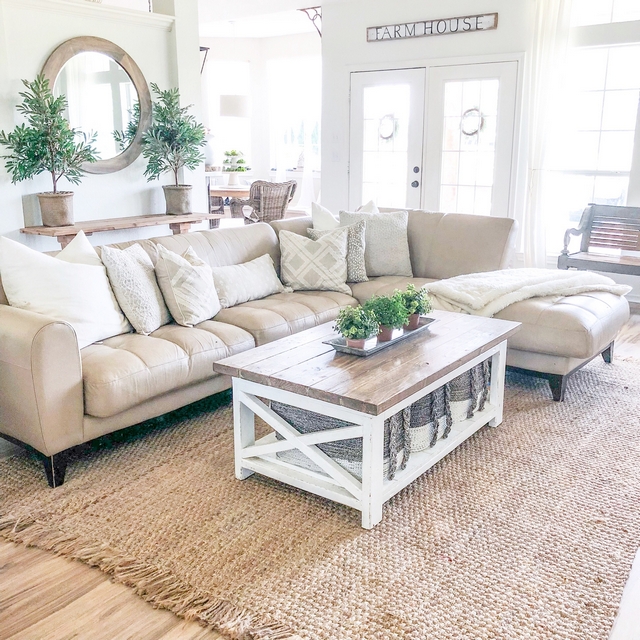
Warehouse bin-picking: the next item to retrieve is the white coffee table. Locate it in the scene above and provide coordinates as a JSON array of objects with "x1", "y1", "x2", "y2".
[{"x1": 215, "y1": 310, "x2": 520, "y2": 528}]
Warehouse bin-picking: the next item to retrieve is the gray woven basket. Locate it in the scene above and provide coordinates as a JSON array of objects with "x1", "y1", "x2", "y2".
[{"x1": 271, "y1": 358, "x2": 491, "y2": 478}]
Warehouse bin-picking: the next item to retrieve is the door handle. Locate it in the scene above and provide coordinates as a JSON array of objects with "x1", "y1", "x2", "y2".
[
  {"x1": 411, "y1": 180, "x2": 419, "y2": 188},
  {"x1": 413, "y1": 166, "x2": 420, "y2": 173}
]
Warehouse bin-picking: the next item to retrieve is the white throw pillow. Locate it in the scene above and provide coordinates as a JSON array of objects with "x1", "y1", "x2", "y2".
[
  {"x1": 101, "y1": 244, "x2": 172, "y2": 335},
  {"x1": 211, "y1": 253, "x2": 287, "y2": 308},
  {"x1": 155, "y1": 245, "x2": 221, "y2": 327},
  {"x1": 339, "y1": 210, "x2": 413, "y2": 277},
  {"x1": 311, "y1": 202, "x2": 339, "y2": 231},
  {"x1": 280, "y1": 228, "x2": 351, "y2": 295},
  {"x1": 357, "y1": 200, "x2": 380, "y2": 214},
  {"x1": 0, "y1": 234, "x2": 131, "y2": 349}
]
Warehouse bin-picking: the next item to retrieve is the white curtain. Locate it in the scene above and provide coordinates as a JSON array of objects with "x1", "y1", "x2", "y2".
[{"x1": 522, "y1": 0, "x2": 574, "y2": 267}]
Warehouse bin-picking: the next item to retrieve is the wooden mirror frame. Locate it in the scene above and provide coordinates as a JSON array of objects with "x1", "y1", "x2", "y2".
[{"x1": 42, "y1": 36, "x2": 152, "y2": 175}]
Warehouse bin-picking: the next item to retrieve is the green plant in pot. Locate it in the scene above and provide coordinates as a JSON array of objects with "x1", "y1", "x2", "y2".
[
  {"x1": 0, "y1": 75, "x2": 98, "y2": 227},
  {"x1": 398, "y1": 284, "x2": 433, "y2": 330},
  {"x1": 223, "y1": 150, "x2": 250, "y2": 186},
  {"x1": 364, "y1": 293, "x2": 410, "y2": 342},
  {"x1": 333, "y1": 305, "x2": 379, "y2": 349},
  {"x1": 142, "y1": 83, "x2": 206, "y2": 215}
]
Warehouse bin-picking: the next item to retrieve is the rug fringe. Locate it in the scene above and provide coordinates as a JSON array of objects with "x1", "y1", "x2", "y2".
[{"x1": 0, "y1": 514, "x2": 297, "y2": 640}]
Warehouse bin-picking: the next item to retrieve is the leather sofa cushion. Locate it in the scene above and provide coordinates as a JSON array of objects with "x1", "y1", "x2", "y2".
[
  {"x1": 350, "y1": 276, "x2": 435, "y2": 305},
  {"x1": 214, "y1": 291, "x2": 358, "y2": 346},
  {"x1": 495, "y1": 292, "x2": 630, "y2": 359},
  {"x1": 82, "y1": 321, "x2": 254, "y2": 418}
]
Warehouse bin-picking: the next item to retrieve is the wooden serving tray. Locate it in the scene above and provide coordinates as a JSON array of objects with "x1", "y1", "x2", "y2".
[{"x1": 323, "y1": 317, "x2": 437, "y2": 357}]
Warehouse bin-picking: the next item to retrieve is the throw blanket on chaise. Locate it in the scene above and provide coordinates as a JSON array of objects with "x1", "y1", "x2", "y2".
[{"x1": 424, "y1": 268, "x2": 632, "y2": 317}]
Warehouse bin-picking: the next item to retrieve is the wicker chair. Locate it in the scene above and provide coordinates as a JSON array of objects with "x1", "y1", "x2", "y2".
[
  {"x1": 230, "y1": 180, "x2": 297, "y2": 225},
  {"x1": 208, "y1": 188, "x2": 225, "y2": 229}
]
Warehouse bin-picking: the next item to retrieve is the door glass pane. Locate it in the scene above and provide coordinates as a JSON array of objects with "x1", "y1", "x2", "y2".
[
  {"x1": 439, "y1": 78, "x2": 499, "y2": 215},
  {"x1": 361, "y1": 84, "x2": 410, "y2": 208}
]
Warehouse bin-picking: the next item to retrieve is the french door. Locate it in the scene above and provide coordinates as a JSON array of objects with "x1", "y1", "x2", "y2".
[{"x1": 349, "y1": 61, "x2": 519, "y2": 217}]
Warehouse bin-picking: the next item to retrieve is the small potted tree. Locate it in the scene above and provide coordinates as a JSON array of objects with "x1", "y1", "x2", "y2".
[
  {"x1": 223, "y1": 149, "x2": 249, "y2": 186},
  {"x1": 142, "y1": 83, "x2": 206, "y2": 215},
  {"x1": 0, "y1": 75, "x2": 98, "y2": 227},
  {"x1": 364, "y1": 294, "x2": 410, "y2": 342},
  {"x1": 334, "y1": 306, "x2": 379, "y2": 349},
  {"x1": 398, "y1": 284, "x2": 433, "y2": 330}
]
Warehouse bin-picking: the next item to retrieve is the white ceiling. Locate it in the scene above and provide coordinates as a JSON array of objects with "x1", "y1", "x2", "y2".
[{"x1": 198, "y1": 0, "x2": 320, "y2": 38}]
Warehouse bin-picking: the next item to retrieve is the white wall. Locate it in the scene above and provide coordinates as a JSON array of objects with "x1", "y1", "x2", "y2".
[
  {"x1": 0, "y1": 0, "x2": 205, "y2": 251},
  {"x1": 321, "y1": 0, "x2": 534, "y2": 213}
]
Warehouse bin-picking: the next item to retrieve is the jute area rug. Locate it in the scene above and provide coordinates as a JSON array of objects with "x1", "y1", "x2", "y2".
[{"x1": 2, "y1": 360, "x2": 640, "y2": 640}]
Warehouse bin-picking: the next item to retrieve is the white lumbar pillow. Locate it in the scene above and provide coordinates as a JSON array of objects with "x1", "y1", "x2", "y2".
[
  {"x1": 0, "y1": 233, "x2": 131, "y2": 349},
  {"x1": 311, "y1": 202, "x2": 339, "y2": 230}
]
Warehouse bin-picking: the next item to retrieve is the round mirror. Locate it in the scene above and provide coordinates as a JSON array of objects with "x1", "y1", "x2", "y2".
[
  {"x1": 54, "y1": 52, "x2": 138, "y2": 161},
  {"x1": 42, "y1": 37, "x2": 151, "y2": 174}
]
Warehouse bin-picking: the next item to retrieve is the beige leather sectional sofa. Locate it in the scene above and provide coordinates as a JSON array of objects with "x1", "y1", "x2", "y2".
[{"x1": 0, "y1": 210, "x2": 629, "y2": 486}]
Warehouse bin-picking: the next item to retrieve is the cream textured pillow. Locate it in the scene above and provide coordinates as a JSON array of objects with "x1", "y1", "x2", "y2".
[
  {"x1": 155, "y1": 245, "x2": 221, "y2": 327},
  {"x1": 0, "y1": 234, "x2": 131, "y2": 349},
  {"x1": 339, "y1": 210, "x2": 413, "y2": 277},
  {"x1": 280, "y1": 228, "x2": 350, "y2": 295},
  {"x1": 211, "y1": 254, "x2": 286, "y2": 308},
  {"x1": 307, "y1": 219, "x2": 368, "y2": 283},
  {"x1": 101, "y1": 244, "x2": 172, "y2": 335}
]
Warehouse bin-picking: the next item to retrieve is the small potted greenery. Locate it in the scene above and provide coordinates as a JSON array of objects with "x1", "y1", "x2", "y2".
[
  {"x1": 0, "y1": 75, "x2": 98, "y2": 227},
  {"x1": 398, "y1": 284, "x2": 433, "y2": 330},
  {"x1": 334, "y1": 305, "x2": 379, "y2": 349},
  {"x1": 142, "y1": 83, "x2": 206, "y2": 215},
  {"x1": 364, "y1": 293, "x2": 410, "y2": 342},
  {"x1": 223, "y1": 149, "x2": 249, "y2": 186}
]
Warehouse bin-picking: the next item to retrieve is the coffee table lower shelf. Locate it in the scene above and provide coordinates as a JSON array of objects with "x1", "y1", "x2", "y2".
[{"x1": 231, "y1": 340, "x2": 507, "y2": 529}]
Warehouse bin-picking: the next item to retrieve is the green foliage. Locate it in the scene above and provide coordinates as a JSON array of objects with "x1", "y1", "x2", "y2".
[
  {"x1": 364, "y1": 293, "x2": 410, "y2": 329},
  {"x1": 334, "y1": 306, "x2": 379, "y2": 340},
  {"x1": 113, "y1": 101, "x2": 140, "y2": 152},
  {"x1": 223, "y1": 149, "x2": 250, "y2": 172},
  {"x1": 0, "y1": 75, "x2": 98, "y2": 193},
  {"x1": 397, "y1": 284, "x2": 432, "y2": 316},
  {"x1": 142, "y1": 84, "x2": 206, "y2": 186}
]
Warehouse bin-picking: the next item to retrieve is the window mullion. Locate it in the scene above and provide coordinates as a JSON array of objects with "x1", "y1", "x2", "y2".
[{"x1": 627, "y1": 93, "x2": 640, "y2": 205}]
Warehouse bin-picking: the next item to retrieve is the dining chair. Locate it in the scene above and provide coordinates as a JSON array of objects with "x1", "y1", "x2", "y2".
[{"x1": 230, "y1": 180, "x2": 297, "y2": 225}]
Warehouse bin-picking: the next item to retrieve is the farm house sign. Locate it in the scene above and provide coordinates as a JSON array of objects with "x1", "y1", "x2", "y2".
[{"x1": 367, "y1": 13, "x2": 498, "y2": 42}]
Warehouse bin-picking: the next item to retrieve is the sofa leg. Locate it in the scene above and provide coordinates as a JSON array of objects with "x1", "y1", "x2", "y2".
[
  {"x1": 546, "y1": 374, "x2": 567, "y2": 402},
  {"x1": 602, "y1": 342, "x2": 614, "y2": 364},
  {"x1": 42, "y1": 452, "x2": 68, "y2": 488}
]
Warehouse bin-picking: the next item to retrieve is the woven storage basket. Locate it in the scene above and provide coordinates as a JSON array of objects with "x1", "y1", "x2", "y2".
[{"x1": 272, "y1": 402, "x2": 409, "y2": 480}]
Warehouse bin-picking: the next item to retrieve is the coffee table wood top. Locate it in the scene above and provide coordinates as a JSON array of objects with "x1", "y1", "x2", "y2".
[{"x1": 215, "y1": 310, "x2": 520, "y2": 416}]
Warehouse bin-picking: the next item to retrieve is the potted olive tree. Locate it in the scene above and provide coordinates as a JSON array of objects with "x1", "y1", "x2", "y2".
[
  {"x1": 142, "y1": 83, "x2": 206, "y2": 215},
  {"x1": 222, "y1": 149, "x2": 249, "y2": 186},
  {"x1": 398, "y1": 284, "x2": 433, "y2": 330},
  {"x1": 364, "y1": 294, "x2": 410, "y2": 342},
  {"x1": 0, "y1": 75, "x2": 98, "y2": 226},
  {"x1": 334, "y1": 305, "x2": 379, "y2": 349}
]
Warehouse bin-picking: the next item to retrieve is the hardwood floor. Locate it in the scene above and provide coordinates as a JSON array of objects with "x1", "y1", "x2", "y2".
[{"x1": 1, "y1": 312, "x2": 639, "y2": 640}]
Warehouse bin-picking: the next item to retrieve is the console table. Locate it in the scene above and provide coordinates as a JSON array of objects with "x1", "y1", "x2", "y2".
[{"x1": 21, "y1": 213, "x2": 225, "y2": 248}]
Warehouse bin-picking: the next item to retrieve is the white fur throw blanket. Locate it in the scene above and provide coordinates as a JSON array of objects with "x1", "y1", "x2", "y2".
[{"x1": 424, "y1": 268, "x2": 632, "y2": 317}]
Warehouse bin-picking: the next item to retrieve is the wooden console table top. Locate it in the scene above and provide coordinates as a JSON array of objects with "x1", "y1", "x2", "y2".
[{"x1": 21, "y1": 213, "x2": 225, "y2": 247}]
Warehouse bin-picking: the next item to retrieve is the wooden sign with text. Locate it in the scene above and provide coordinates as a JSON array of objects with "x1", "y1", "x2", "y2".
[{"x1": 367, "y1": 13, "x2": 498, "y2": 42}]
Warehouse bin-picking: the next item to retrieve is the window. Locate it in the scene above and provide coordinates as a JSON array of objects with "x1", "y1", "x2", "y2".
[
  {"x1": 267, "y1": 56, "x2": 321, "y2": 173},
  {"x1": 543, "y1": 6, "x2": 640, "y2": 253}
]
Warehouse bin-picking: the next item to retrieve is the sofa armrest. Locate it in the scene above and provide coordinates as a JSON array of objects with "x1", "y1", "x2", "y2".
[
  {"x1": 0, "y1": 306, "x2": 84, "y2": 457},
  {"x1": 270, "y1": 216, "x2": 312, "y2": 237}
]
